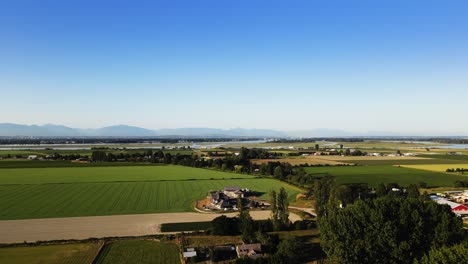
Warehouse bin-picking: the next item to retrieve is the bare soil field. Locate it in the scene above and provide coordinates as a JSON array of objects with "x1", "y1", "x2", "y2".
[
  {"x1": 311, "y1": 156, "x2": 430, "y2": 161},
  {"x1": 251, "y1": 157, "x2": 344, "y2": 165},
  {"x1": 0, "y1": 211, "x2": 300, "y2": 244}
]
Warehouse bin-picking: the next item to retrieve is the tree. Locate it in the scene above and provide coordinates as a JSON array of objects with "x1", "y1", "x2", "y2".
[
  {"x1": 315, "y1": 144, "x2": 319, "y2": 150},
  {"x1": 313, "y1": 176, "x2": 335, "y2": 218},
  {"x1": 415, "y1": 242, "x2": 468, "y2": 264},
  {"x1": 406, "y1": 184, "x2": 420, "y2": 198},
  {"x1": 273, "y1": 166, "x2": 283, "y2": 179},
  {"x1": 275, "y1": 236, "x2": 307, "y2": 263},
  {"x1": 238, "y1": 196, "x2": 255, "y2": 243},
  {"x1": 319, "y1": 196, "x2": 464, "y2": 264},
  {"x1": 211, "y1": 215, "x2": 239, "y2": 235},
  {"x1": 375, "y1": 182, "x2": 388, "y2": 197},
  {"x1": 269, "y1": 190, "x2": 278, "y2": 229}
]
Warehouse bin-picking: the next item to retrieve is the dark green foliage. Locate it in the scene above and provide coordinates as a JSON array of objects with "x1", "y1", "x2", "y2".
[
  {"x1": 211, "y1": 215, "x2": 239, "y2": 236},
  {"x1": 454, "y1": 180, "x2": 468, "y2": 187},
  {"x1": 415, "y1": 241, "x2": 468, "y2": 263},
  {"x1": 160, "y1": 221, "x2": 212, "y2": 232},
  {"x1": 406, "y1": 184, "x2": 420, "y2": 198},
  {"x1": 313, "y1": 176, "x2": 335, "y2": 218},
  {"x1": 319, "y1": 197, "x2": 464, "y2": 264},
  {"x1": 275, "y1": 236, "x2": 308, "y2": 264}
]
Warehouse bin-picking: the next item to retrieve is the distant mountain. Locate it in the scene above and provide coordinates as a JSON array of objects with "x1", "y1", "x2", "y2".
[
  {"x1": 80, "y1": 125, "x2": 156, "y2": 137},
  {"x1": 0, "y1": 123, "x2": 287, "y2": 137}
]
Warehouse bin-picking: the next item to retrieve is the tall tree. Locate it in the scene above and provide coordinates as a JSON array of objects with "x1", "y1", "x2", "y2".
[
  {"x1": 313, "y1": 176, "x2": 335, "y2": 218},
  {"x1": 269, "y1": 190, "x2": 278, "y2": 229},
  {"x1": 277, "y1": 187, "x2": 290, "y2": 228}
]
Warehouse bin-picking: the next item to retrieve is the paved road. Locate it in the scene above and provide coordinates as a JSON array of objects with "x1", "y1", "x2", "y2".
[{"x1": 0, "y1": 211, "x2": 301, "y2": 244}]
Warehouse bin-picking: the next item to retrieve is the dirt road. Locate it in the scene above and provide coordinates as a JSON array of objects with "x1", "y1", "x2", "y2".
[{"x1": 0, "y1": 211, "x2": 300, "y2": 244}]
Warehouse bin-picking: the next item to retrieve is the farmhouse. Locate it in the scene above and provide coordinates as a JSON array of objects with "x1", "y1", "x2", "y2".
[
  {"x1": 209, "y1": 187, "x2": 246, "y2": 210},
  {"x1": 28, "y1": 155, "x2": 38, "y2": 160},
  {"x1": 236, "y1": 243, "x2": 263, "y2": 259}
]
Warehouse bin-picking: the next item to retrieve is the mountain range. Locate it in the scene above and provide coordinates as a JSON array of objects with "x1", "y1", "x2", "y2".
[{"x1": 0, "y1": 123, "x2": 462, "y2": 138}]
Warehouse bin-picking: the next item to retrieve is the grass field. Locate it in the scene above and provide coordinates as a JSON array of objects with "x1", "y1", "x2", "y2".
[
  {"x1": 94, "y1": 240, "x2": 180, "y2": 264},
  {"x1": 401, "y1": 164, "x2": 468, "y2": 173},
  {"x1": 0, "y1": 243, "x2": 101, "y2": 264},
  {"x1": 0, "y1": 165, "x2": 253, "y2": 184},
  {"x1": 160, "y1": 221, "x2": 212, "y2": 232},
  {"x1": 0, "y1": 160, "x2": 162, "y2": 169},
  {"x1": 304, "y1": 165, "x2": 467, "y2": 187},
  {"x1": 0, "y1": 166, "x2": 301, "y2": 220}
]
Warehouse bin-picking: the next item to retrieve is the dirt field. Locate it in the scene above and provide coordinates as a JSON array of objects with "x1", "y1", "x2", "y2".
[
  {"x1": 0, "y1": 211, "x2": 300, "y2": 244},
  {"x1": 311, "y1": 156, "x2": 430, "y2": 161},
  {"x1": 251, "y1": 157, "x2": 344, "y2": 165}
]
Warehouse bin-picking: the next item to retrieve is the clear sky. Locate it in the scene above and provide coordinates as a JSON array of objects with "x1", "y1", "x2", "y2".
[{"x1": 1, "y1": 0, "x2": 467, "y2": 135}]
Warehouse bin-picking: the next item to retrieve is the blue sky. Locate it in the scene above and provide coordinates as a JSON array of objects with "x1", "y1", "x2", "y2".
[{"x1": 1, "y1": 0, "x2": 467, "y2": 135}]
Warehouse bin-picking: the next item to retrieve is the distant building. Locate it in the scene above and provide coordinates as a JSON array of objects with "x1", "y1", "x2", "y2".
[
  {"x1": 28, "y1": 155, "x2": 38, "y2": 160},
  {"x1": 209, "y1": 187, "x2": 244, "y2": 210},
  {"x1": 434, "y1": 198, "x2": 468, "y2": 216},
  {"x1": 236, "y1": 243, "x2": 263, "y2": 259}
]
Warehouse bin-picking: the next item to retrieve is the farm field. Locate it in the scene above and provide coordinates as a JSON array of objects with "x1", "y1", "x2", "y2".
[
  {"x1": 94, "y1": 240, "x2": 180, "y2": 264},
  {"x1": 0, "y1": 243, "x2": 101, "y2": 264},
  {"x1": 401, "y1": 164, "x2": 468, "y2": 173},
  {"x1": 304, "y1": 165, "x2": 467, "y2": 187},
  {"x1": 0, "y1": 165, "x2": 253, "y2": 184},
  {"x1": 0, "y1": 166, "x2": 301, "y2": 220},
  {"x1": 251, "y1": 157, "x2": 344, "y2": 165},
  {"x1": 0, "y1": 160, "x2": 161, "y2": 169},
  {"x1": 340, "y1": 158, "x2": 466, "y2": 165}
]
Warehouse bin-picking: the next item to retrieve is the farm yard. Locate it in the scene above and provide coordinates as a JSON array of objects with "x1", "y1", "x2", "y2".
[
  {"x1": 0, "y1": 165, "x2": 301, "y2": 220},
  {"x1": 0, "y1": 243, "x2": 102, "y2": 264}
]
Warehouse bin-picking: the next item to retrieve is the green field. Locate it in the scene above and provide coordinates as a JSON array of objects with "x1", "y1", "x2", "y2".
[
  {"x1": 94, "y1": 240, "x2": 180, "y2": 264},
  {"x1": 0, "y1": 160, "x2": 162, "y2": 169},
  {"x1": 0, "y1": 165, "x2": 253, "y2": 184},
  {"x1": 304, "y1": 165, "x2": 467, "y2": 187},
  {"x1": 0, "y1": 166, "x2": 301, "y2": 220},
  {"x1": 0, "y1": 243, "x2": 101, "y2": 264}
]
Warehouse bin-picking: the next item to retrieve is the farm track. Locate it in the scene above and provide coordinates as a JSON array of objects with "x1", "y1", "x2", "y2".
[{"x1": 0, "y1": 211, "x2": 301, "y2": 244}]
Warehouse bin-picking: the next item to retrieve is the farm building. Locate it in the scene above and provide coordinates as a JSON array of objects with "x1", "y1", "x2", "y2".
[
  {"x1": 224, "y1": 186, "x2": 244, "y2": 198},
  {"x1": 27, "y1": 155, "x2": 38, "y2": 160},
  {"x1": 434, "y1": 198, "x2": 468, "y2": 216},
  {"x1": 209, "y1": 187, "x2": 246, "y2": 210},
  {"x1": 236, "y1": 243, "x2": 263, "y2": 259}
]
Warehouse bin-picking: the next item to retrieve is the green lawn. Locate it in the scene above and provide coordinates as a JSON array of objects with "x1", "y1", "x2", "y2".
[
  {"x1": 0, "y1": 243, "x2": 101, "y2": 264},
  {"x1": 0, "y1": 166, "x2": 301, "y2": 220},
  {"x1": 304, "y1": 165, "x2": 467, "y2": 187},
  {"x1": 94, "y1": 240, "x2": 180, "y2": 264}
]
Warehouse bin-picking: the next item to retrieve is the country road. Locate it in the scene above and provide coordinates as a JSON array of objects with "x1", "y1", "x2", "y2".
[{"x1": 0, "y1": 211, "x2": 301, "y2": 244}]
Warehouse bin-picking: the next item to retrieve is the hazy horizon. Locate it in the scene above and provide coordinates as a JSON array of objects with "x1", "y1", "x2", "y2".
[{"x1": 1, "y1": 1, "x2": 468, "y2": 135}]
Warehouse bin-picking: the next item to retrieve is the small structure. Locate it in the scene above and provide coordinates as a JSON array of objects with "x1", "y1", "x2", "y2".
[
  {"x1": 28, "y1": 155, "x2": 38, "y2": 160},
  {"x1": 224, "y1": 187, "x2": 244, "y2": 198},
  {"x1": 236, "y1": 243, "x2": 263, "y2": 259},
  {"x1": 183, "y1": 248, "x2": 197, "y2": 259}
]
